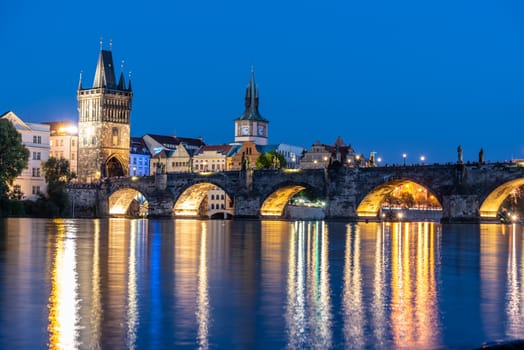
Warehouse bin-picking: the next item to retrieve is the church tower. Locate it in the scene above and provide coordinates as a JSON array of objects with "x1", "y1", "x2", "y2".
[
  {"x1": 234, "y1": 68, "x2": 269, "y2": 145},
  {"x1": 77, "y1": 41, "x2": 133, "y2": 182}
]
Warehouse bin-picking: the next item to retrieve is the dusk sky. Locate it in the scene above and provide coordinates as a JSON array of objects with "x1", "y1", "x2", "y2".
[{"x1": 1, "y1": 0, "x2": 524, "y2": 164}]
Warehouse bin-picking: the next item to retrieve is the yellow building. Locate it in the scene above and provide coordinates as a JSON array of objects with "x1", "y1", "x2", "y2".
[{"x1": 44, "y1": 121, "x2": 78, "y2": 176}]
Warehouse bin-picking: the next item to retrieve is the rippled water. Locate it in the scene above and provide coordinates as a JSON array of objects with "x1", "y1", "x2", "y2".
[{"x1": 0, "y1": 218, "x2": 523, "y2": 349}]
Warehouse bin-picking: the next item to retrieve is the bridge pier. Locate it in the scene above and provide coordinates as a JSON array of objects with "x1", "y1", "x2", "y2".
[{"x1": 440, "y1": 195, "x2": 481, "y2": 223}]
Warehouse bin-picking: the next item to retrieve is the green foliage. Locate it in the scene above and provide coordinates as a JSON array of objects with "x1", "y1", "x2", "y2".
[
  {"x1": 41, "y1": 157, "x2": 75, "y2": 217},
  {"x1": 255, "y1": 151, "x2": 287, "y2": 169},
  {"x1": 0, "y1": 119, "x2": 29, "y2": 200}
]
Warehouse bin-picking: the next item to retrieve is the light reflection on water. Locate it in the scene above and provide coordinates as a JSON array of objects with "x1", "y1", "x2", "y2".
[{"x1": 0, "y1": 218, "x2": 524, "y2": 349}]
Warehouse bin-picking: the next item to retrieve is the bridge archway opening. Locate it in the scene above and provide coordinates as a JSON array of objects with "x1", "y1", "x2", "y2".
[
  {"x1": 261, "y1": 185, "x2": 324, "y2": 218},
  {"x1": 174, "y1": 183, "x2": 233, "y2": 218},
  {"x1": 357, "y1": 180, "x2": 442, "y2": 220},
  {"x1": 479, "y1": 179, "x2": 524, "y2": 221},
  {"x1": 109, "y1": 188, "x2": 149, "y2": 217}
]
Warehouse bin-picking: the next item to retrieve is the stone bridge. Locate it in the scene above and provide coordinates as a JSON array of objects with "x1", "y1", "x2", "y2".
[{"x1": 67, "y1": 162, "x2": 524, "y2": 222}]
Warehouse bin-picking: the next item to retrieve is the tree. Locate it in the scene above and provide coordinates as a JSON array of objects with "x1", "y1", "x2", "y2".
[
  {"x1": 0, "y1": 119, "x2": 29, "y2": 214},
  {"x1": 42, "y1": 157, "x2": 76, "y2": 216},
  {"x1": 256, "y1": 151, "x2": 287, "y2": 169}
]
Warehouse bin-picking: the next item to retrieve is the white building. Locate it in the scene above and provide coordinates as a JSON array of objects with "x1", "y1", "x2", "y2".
[{"x1": 1, "y1": 111, "x2": 50, "y2": 200}]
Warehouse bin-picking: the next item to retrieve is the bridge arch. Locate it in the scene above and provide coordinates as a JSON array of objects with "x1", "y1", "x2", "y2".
[
  {"x1": 173, "y1": 181, "x2": 233, "y2": 218},
  {"x1": 479, "y1": 178, "x2": 524, "y2": 219},
  {"x1": 356, "y1": 178, "x2": 442, "y2": 219},
  {"x1": 109, "y1": 188, "x2": 149, "y2": 217},
  {"x1": 260, "y1": 182, "x2": 323, "y2": 217}
]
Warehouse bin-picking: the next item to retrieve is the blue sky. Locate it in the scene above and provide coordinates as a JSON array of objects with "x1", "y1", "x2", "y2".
[{"x1": 1, "y1": 0, "x2": 524, "y2": 164}]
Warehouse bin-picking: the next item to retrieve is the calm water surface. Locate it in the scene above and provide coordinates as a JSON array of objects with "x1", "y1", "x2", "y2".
[{"x1": 0, "y1": 218, "x2": 523, "y2": 349}]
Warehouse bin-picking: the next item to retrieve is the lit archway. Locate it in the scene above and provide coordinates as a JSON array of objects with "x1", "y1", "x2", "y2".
[
  {"x1": 260, "y1": 185, "x2": 307, "y2": 217},
  {"x1": 174, "y1": 183, "x2": 232, "y2": 218},
  {"x1": 356, "y1": 180, "x2": 442, "y2": 218},
  {"x1": 109, "y1": 188, "x2": 149, "y2": 217},
  {"x1": 479, "y1": 179, "x2": 524, "y2": 219},
  {"x1": 105, "y1": 156, "x2": 125, "y2": 178}
]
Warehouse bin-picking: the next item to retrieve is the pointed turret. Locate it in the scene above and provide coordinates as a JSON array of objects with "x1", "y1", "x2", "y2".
[
  {"x1": 93, "y1": 50, "x2": 117, "y2": 89},
  {"x1": 118, "y1": 72, "x2": 126, "y2": 90},
  {"x1": 238, "y1": 67, "x2": 267, "y2": 121},
  {"x1": 128, "y1": 72, "x2": 132, "y2": 91}
]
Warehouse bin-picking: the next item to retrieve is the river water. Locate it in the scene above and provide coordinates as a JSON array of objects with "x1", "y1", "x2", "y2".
[{"x1": 0, "y1": 218, "x2": 523, "y2": 349}]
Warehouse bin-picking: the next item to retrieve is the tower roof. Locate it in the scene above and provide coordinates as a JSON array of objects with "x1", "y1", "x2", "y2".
[
  {"x1": 93, "y1": 50, "x2": 117, "y2": 89},
  {"x1": 236, "y1": 67, "x2": 268, "y2": 122}
]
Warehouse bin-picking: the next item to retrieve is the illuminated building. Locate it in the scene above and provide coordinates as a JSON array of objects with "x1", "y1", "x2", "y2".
[
  {"x1": 43, "y1": 121, "x2": 79, "y2": 176},
  {"x1": 300, "y1": 137, "x2": 359, "y2": 169},
  {"x1": 142, "y1": 134, "x2": 204, "y2": 174},
  {"x1": 129, "y1": 137, "x2": 150, "y2": 176},
  {"x1": 192, "y1": 145, "x2": 233, "y2": 172},
  {"x1": 77, "y1": 41, "x2": 132, "y2": 182},
  {"x1": 1, "y1": 111, "x2": 49, "y2": 200}
]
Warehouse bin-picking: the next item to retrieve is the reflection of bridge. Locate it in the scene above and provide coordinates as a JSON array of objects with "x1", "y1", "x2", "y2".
[{"x1": 68, "y1": 162, "x2": 524, "y2": 222}]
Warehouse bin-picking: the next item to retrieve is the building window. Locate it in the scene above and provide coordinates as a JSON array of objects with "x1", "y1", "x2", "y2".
[
  {"x1": 32, "y1": 186, "x2": 40, "y2": 195},
  {"x1": 60, "y1": 139, "x2": 64, "y2": 146},
  {"x1": 32, "y1": 152, "x2": 41, "y2": 160},
  {"x1": 71, "y1": 153, "x2": 75, "y2": 160},
  {"x1": 33, "y1": 135, "x2": 41, "y2": 144},
  {"x1": 32, "y1": 168, "x2": 41, "y2": 177},
  {"x1": 72, "y1": 139, "x2": 76, "y2": 147},
  {"x1": 112, "y1": 127, "x2": 119, "y2": 146},
  {"x1": 91, "y1": 136, "x2": 96, "y2": 145}
]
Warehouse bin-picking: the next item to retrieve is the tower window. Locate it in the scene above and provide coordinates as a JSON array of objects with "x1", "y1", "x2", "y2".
[{"x1": 112, "y1": 127, "x2": 119, "y2": 146}]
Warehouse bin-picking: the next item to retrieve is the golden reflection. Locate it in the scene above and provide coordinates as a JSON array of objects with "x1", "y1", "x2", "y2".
[
  {"x1": 89, "y1": 219, "x2": 102, "y2": 349},
  {"x1": 506, "y1": 225, "x2": 524, "y2": 338},
  {"x1": 126, "y1": 220, "x2": 140, "y2": 349},
  {"x1": 286, "y1": 221, "x2": 332, "y2": 349},
  {"x1": 48, "y1": 219, "x2": 80, "y2": 349},
  {"x1": 342, "y1": 224, "x2": 364, "y2": 348},
  {"x1": 197, "y1": 221, "x2": 210, "y2": 349},
  {"x1": 481, "y1": 224, "x2": 524, "y2": 338},
  {"x1": 389, "y1": 222, "x2": 440, "y2": 348}
]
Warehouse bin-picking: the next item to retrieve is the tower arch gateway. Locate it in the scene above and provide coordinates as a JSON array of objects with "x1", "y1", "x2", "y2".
[{"x1": 77, "y1": 42, "x2": 132, "y2": 182}]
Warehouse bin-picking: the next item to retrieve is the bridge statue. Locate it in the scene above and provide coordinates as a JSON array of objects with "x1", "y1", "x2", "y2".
[
  {"x1": 457, "y1": 145, "x2": 463, "y2": 164},
  {"x1": 479, "y1": 148, "x2": 484, "y2": 164}
]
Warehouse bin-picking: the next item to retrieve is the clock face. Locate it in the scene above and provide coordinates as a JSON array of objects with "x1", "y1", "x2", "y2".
[
  {"x1": 241, "y1": 125, "x2": 249, "y2": 135},
  {"x1": 258, "y1": 125, "x2": 265, "y2": 136}
]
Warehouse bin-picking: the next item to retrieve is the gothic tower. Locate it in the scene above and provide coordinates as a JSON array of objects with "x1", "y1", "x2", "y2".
[
  {"x1": 234, "y1": 67, "x2": 269, "y2": 145},
  {"x1": 77, "y1": 42, "x2": 132, "y2": 182}
]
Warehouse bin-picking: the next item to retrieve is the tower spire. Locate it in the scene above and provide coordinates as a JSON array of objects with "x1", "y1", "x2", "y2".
[{"x1": 78, "y1": 70, "x2": 83, "y2": 90}]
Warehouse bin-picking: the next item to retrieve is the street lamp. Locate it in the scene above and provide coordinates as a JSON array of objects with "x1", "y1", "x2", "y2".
[
  {"x1": 420, "y1": 155, "x2": 425, "y2": 165},
  {"x1": 402, "y1": 153, "x2": 407, "y2": 166},
  {"x1": 377, "y1": 157, "x2": 382, "y2": 166}
]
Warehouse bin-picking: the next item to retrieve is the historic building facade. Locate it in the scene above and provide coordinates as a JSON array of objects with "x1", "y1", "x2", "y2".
[
  {"x1": 1, "y1": 111, "x2": 50, "y2": 200},
  {"x1": 129, "y1": 137, "x2": 150, "y2": 176},
  {"x1": 77, "y1": 44, "x2": 133, "y2": 182},
  {"x1": 44, "y1": 121, "x2": 78, "y2": 176},
  {"x1": 234, "y1": 68, "x2": 269, "y2": 146}
]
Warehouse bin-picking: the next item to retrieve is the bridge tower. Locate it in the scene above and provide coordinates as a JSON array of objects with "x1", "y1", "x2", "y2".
[
  {"x1": 77, "y1": 40, "x2": 133, "y2": 182},
  {"x1": 234, "y1": 67, "x2": 269, "y2": 146}
]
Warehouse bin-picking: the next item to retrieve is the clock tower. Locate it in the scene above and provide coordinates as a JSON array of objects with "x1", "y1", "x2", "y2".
[{"x1": 234, "y1": 67, "x2": 268, "y2": 145}]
